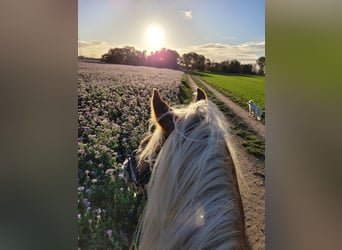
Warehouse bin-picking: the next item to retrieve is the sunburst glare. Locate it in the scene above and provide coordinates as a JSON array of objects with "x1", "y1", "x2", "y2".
[{"x1": 144, "y1": 25, "x2": 165, "y2": 52}]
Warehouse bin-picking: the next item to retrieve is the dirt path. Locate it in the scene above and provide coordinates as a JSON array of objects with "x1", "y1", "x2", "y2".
[{"x1": 187, "y1": 74, "x2": 265, "y2": 250}]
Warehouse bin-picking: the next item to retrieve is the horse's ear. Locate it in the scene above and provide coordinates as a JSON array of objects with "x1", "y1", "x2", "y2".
[
  {"x1": 194, "y1": 88, "x2": 208, "y2": 102},
  {"x1": 151, "y1": 89, "x2": 174, "y2": 134}
]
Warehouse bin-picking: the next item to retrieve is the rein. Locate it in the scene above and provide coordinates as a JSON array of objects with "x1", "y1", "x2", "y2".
[
  {"x1": 122, "y1": 150, "x2": 147, "y2": 249},
  {"x1": 123, "y1": 149, "x2": 152, "y2": 192},
  {"x1": 123, "y1": 149, "x2": 139, "y2": 185}
]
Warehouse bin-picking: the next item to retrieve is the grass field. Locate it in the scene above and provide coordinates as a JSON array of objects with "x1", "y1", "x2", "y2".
[{"x1": 196, "y1": 72, "x2": 265, "y2": 111}]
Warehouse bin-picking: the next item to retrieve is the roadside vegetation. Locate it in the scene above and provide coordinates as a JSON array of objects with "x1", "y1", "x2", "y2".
[{"x1": 178, "y1": 74, "x2": 193, "y2": 104}]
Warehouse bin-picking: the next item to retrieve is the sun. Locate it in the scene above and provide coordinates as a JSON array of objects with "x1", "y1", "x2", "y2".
[{"x1": 144, "y1": 25, "x2": 165, "y2": 52}]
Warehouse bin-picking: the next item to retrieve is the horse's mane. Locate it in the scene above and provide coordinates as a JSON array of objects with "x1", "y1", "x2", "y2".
[{"x1": 137, "y1": 100, "x2": 246, "y2": 249}]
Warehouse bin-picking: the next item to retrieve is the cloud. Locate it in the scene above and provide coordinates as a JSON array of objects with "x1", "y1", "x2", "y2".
[
  {"x1": 180, "y1": 10, "x2": 192, "y2": 20},
  {"x1": 79, "y1": 40, "x2": 108, "y2": 48},
  {"x1": 197, "y1": 43, "x2": 228, "y2": 49},
  {"x1": 178, "y1": 41, "x2": 265, "y2": 64},
  {"x1": 78, "y1": 40, "x2": 110, "y2": 58},
  {"x1": 239, "y1": 41, "x2": 265, "y2": 49}
]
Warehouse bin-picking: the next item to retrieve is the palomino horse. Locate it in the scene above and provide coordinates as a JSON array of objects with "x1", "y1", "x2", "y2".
[{"x1": 124, "y1": 88, "x2": 247, "y2": 249}]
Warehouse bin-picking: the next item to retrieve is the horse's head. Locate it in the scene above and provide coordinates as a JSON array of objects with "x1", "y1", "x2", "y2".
[
  {"x1": 123, "y1": 88, "x2": 207, "y2": 192},
  {"x1": 124, "y1": 87, "x2": 247, "y2": 249}
]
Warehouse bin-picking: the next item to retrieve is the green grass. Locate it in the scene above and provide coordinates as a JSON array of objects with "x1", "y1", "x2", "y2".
[
  {"x1": 178, "y1": 74, "x2": 193, "y2": 104},
  {"x1": 195, "y1": 72, "x2": 265, "y2": 111}
]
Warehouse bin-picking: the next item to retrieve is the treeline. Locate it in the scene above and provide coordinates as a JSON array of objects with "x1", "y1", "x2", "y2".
[
  {"x1": 101, "y1": 46, "x2": 179, "y2": 69},
  {"x1": 101, "y1": 46, "x2": 265, "y2": 75}
]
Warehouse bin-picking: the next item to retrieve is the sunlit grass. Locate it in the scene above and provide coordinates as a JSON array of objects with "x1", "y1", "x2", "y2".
[{"x1": 196, "y1": 72, "x2": 265, "y2": 111}]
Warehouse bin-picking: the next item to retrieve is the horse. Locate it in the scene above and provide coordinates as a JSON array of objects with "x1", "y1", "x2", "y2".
[{"x1": 124, "y1": 88, "x2": 247, "y2": 249}]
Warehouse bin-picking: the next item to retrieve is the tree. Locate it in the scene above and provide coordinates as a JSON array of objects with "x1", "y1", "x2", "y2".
[
  {"x1": 101, "y1": 47, "x2": 179, "y2": 69},
  {"x1": 180, "y1": 53, "x2": 191, "y2": 70},
  {"x1": 163, "y1": 49, "x2": 180, "y2": 69},
  {"x1": 188, "y1": 52, "x2": 198, "y2": 71},
  {"x1": 220, "y1": 60, "x2": 230, "y2": 73},
  {"x1": 101, "y1": 48, "x2": 124, "y2": 64},
  {"x1": 256, "y1": 56, "x2": 265, "y2": 75},
  {"x1": 146, "y1": 48, "x2": 180, "y2": 69},
  {"x1": 240, "y1": 64, "x2": 253, "y2": 75},
  {"x1": 205, "y1": 58, "x2": 212, "y2": 71},
  {"x1": 180, "y1": 52, "x2": 206, "y2": 71},
  {"x1": 195, "y1": 54, "x2": 206, "y2": 71},
  {"x1": 230, "y1": 59, "x2": 241, "y2": 74},
  {"x1": 207, "y1": 62, "x2": 221, "y2": 72}
]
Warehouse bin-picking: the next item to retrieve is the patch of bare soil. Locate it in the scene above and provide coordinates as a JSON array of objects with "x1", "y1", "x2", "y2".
[{"x1": 187, "y1": 74, "x2": 265, "y2": 250}]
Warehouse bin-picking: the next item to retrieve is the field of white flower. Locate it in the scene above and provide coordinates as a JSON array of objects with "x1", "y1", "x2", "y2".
[{"x1": 78, "y1": 61, "x2": 186, "y2": 249}]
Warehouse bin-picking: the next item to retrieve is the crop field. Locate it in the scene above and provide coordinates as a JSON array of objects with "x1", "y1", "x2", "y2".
[
  {"x1": 78, "y1": 61, "x2": 185, "y2": 249},
  {"x1": 196, "y1": 72, "x2": 265, "y2": 111}
]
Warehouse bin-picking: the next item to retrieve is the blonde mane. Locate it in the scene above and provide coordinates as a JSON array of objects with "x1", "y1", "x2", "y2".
[{"x1": 136, "y1": 99, "x2": 246, "y2": 249}]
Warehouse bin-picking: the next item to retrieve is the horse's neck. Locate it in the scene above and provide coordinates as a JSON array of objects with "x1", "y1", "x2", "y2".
[
  {"x1": 225, "y1": 145, "x2": 247, "y2": 249},
  {"x1": 139, "y1": 145, "x2": 247, "y2": 249}
]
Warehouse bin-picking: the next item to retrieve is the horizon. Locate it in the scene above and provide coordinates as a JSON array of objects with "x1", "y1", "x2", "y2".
[{"x1": 79, "y1": 0, "x2": 265, "y2": 64}]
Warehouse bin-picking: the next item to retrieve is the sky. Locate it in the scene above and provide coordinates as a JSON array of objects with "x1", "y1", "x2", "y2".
[{"x1": 78, "y1": 0, "x2": 264, "y2": 64}]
